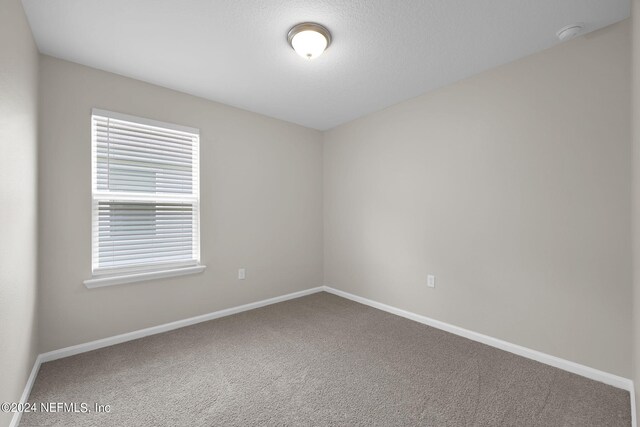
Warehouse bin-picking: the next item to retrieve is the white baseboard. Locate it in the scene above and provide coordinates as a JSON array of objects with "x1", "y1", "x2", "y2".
[
  {"x1": 9, "y1": 354, "x2": 44, "y2": 427},
  {"x1": 322, "y1": 285, "x2": 635, "y2": 409},
  {"x1": 11, "y1": 285, "x2": 636, "y2": 427},
  {"x1": 631, "y1": 384, "x2": 637, "y2": 427},
  {"x1": 323, "y1": 286, "x2": 631, "y2": 390},
  {"x1": 11, "y1": 286, "x2": 324, "y2": 427},
  {"x1": 40, "y1": 286, "x2": 324, "y2": 363}
]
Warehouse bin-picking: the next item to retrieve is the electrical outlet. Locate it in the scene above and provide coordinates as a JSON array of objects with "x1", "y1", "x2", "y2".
[
  {"x1": 238, "y1": 268, "x2": 246, "y2": 280},
  {"x1": 427, "y1": 274, "x2": 435, "y2": 288}
]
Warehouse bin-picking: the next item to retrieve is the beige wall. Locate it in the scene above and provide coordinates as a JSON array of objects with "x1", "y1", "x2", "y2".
[
  {"x1": 10, "y1": 10, "x2": 634, "y2": 420},
  {"x1": 632, "y1": 0, "x2": 640, "y2": 424},
  {"x1": 37, "y1": 55, "x2": 323, "y2": 353},
  {"x1": 324, "y1": 21, "x2": 631, "y2": 377},
  {"x1": 0, "y1": 0, "x2": 39, "y2": 425}
]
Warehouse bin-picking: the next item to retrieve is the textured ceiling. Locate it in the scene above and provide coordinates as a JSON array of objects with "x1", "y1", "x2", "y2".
[{"x1": 21, "y1": 0, "x2": 629, "y2": 130}]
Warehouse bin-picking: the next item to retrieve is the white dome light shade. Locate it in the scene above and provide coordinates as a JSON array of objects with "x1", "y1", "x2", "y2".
[
  {"x1": 292, "y1": 30, "x2": 328, "y2": 59},
  {"x1": 287, "y1": 23, "x2": 332, "y2": 60}
]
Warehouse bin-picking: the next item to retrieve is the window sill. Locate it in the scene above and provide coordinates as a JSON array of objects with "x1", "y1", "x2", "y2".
[{"x1": 84, "y1": 265, "x2": 206, "y2": 289}]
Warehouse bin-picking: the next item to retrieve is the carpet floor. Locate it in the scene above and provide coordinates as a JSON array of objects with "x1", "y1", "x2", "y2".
[{"x1": 21, "y1": 292, "x2": 630, "y2": 426}]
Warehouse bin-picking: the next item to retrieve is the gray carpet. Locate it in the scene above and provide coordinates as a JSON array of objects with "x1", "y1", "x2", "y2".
[{"x1": 21, "y1": 292, "x2": 630, "y2": 426}]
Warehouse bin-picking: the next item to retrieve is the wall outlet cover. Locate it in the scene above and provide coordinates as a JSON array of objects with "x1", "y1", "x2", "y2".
[{"x1": 427, "y1": 274, "x2": 435, "y2": 288}]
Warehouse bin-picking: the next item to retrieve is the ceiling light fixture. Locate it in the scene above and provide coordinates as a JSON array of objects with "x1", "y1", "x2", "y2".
[{"x1": 287, "y1": 22, "x2": 332, "y2": 60}]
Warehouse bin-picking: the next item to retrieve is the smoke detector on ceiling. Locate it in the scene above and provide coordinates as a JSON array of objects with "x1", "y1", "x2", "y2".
[{"x1": 556, "y1": 24, "x2": 585, "y2": 41}]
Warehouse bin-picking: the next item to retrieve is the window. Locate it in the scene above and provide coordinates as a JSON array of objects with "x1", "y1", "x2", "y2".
[{"x1": 86, "y1": 109, "x2": 202, "y2": 287}]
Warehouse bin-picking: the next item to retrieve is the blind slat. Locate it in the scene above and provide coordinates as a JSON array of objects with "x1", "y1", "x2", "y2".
[
  {"x1": 97, "y1": 233, "x2": 194, "y2": 242},
  {"x1": 94, "y1": 119, "x2": 195, "y2": 141},
  {"x1": 98, "y1": 248, "x2": 193, "y2": 260},
  {"x1": 96, "y1": 129, "x2": 196, "y2": 148},
  {"x1": 97, "y1": 164, "x2": 194, "y2": 177}
]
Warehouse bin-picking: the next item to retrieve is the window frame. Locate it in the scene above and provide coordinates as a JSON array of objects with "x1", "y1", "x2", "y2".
[{"x1": 84, "y1": 108, "x2": 204, "y2": 288}]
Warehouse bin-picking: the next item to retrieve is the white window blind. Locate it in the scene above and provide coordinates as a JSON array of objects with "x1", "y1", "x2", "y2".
[{"x1": 91, "y1": 109, "x2": 200, "y2": 276}]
